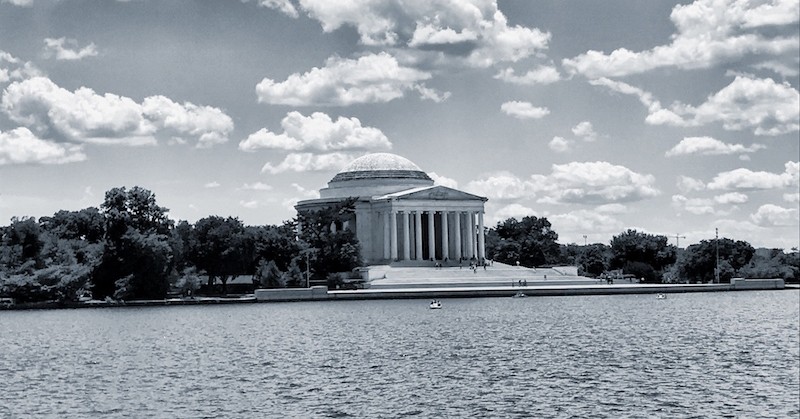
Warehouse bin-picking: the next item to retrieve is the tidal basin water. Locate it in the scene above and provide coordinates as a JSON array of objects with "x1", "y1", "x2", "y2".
[{"x1": 1, "y1": 291, "x2": 798, "y2": 418}]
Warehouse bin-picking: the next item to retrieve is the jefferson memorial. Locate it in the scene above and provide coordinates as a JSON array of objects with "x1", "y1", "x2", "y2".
[{"x1": 296, "y1": 153, "x2": 488, "y2": 265}]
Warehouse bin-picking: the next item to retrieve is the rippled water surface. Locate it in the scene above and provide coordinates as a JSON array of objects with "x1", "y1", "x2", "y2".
[{"x1": 2, "y1": 291, "x2": 798, "y2": 418}]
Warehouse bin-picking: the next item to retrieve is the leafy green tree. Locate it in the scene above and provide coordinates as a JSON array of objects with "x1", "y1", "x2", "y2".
[
  {"x1": 2, "y1": 217, "x2": 44, "y2": 269},
  {"x1": 296, "y1": 199, "x2": 362, "y2": 281},
  {"x1": 254, "y1": 260, "x2": 284, "y2": 288},
  {"x1": 248, "y1": 222, "x2": 301, "y2": 272},
  {"x1": 486, "y1": 216, "x2": 560, "y2": 267},
  {"x1": 738, "y1": 248, "x2": 798, "y2": 281},
  {"x1": 39, "y1": 208, "x2": 105, "y2": 243},
  {"x1": 282, "y1": 258, "x2": 306, "y2": 288},
  {"x1": 609, "y1": 230, "x2": 676, "y2": 283},
  {"x1": 674, "y1": 238, "x2": 754, "y2": 283}
]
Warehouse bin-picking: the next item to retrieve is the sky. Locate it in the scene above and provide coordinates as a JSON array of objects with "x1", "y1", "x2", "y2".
[{"x1": 0, "y1": 0, "x2": 798, "y2": 250}]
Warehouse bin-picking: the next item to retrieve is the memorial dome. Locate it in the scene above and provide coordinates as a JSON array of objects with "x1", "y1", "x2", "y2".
[{"x1": 330, "y1": 153, "x2": 432, "y2": 182}]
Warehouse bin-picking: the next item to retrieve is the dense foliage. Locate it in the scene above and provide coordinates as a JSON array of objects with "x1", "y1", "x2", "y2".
[{"x1": 1, "y1": 186, "x2": 797, "y2": 304}]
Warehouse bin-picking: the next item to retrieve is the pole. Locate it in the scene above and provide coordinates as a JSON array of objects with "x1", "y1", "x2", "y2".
[
  {"x1": 305, "y1": 251, "x2": 310, "y2": 288},
  {"x1": 715, "y1": 228, "x2": 720, "y2": 284},
  {"x1": 583, "y1": 235, "x2": 587, "y2": 246},
  {"x1": 673, "y1": 233, "x2": 686, "y2": 248}
]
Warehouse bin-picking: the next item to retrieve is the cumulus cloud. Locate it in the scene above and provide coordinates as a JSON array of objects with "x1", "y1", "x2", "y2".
[
  {"x1": 1, "y1": 77, "x2": 233, "y2": 147},
  {"x1": 43, "y1": 37, "x2": 98, "y2": 61},
  {"x1": 750, "y1": 204, "x2": 799, "y2": 226},
  {"x1": 1, "y1": 0, "x2": 32, "y2": 6},
  {"x1": 708, "y1": 161, "x2": 799, "y2": 190},
  {"x1": 490, "y1": 203, "x2": 536, "y2": 224},
  {"x1": 494, "y1": 66, "x2": 560, "y2": 85},
  {"x1": 292, "y1": 0, "x2": 550, "y2": 67},
  {"x1": 530, "y1": 161, "x2": 660, "y2": 205},
  {"x1": 677, "y1": 175, "x2": 706, "y2": 193},
  {"x1": 571, "y1": 121, "x2": 599, "y2": 142},
  {"x1": 0, "y1": 127, "x2": 86, "y2": 165},
  {"x1": 666, "y1": 136, "x2": 765, "y2": 157},
  {"x1": 0, "y1": 50, "x2": 43, "y2": 84},
  {"x1": 672, "y1": 194, "x2": 716, "y2": 215},
  {"x1": 414, "y1": 84, "x2": 451, "y2": 102},
  {"x1": 548, "y1": 136, "x2": 571, "y2": 153},
  {"x1": 239, "y1": 200, "x2": 260, "y2": 209},
  {"x1": 240, "y1": 111, "x2": 391, "y2": 152},
  {"x1": 500, "y1": 101, "x2": 549, "y2": 119},
  {"x1": 784, "y1": 192, "x2": 800, "y2": 203},
  {"x1": 260, "y1": 152, "x2": 356, "y2": 174},
  {"x1": 714, "y1": 192, "x2": 749, "y2": 204},
  {"x1": 592, "y1": 76, "x2": 799, "y2": 136},
  {"x1": 239, "y1": 182, "x2": 273, "y2": 191},
  {"x1": 429, "y1": 172, "x2": 458, "y2": 189},
  {"x1": 256, "y1": 52, "x2": 431, "y2": 106},
  {"x1": 550, "y1": 209, "x2": 625, "y2": 237},
  {"x1": 291, "y1": 182, "x2": 321, "y2": 199},
  {"x1": 203, "y1": 181, "x2": 220, "y2": 189},
  {"x1": 563, "y1": 0, "x2": 799, "y2": 78},
  {"x1": 254, "y1": 0, "x2": 299, "y2": 18},
  {"x1": 465, "y1": 171, "x2": 530, "y2": 200}
]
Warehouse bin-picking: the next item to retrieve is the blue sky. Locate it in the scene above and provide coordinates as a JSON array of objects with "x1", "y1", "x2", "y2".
[{"x1": 0, "y1": 0, "x2": 798, "y2": 249}]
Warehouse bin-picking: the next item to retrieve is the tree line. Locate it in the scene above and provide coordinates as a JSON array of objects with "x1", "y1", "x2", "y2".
[
  {"x1": 1, "y1": 187, "x2": 797, "y2": 304},
  {"x1": 0, "y1": 186, "x2": 360, "y2": 304},
  {"x1": 485, "y1": 216, "x2": 799, "y2": 284}
]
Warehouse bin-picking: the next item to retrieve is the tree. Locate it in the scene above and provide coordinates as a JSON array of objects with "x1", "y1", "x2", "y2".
[
  {"x1": 737, "y1": 248, "x2": 797, "y2": 282},
  {"x1": 610, "y1": 230, "x2": 677, "y2": 283},
  {"x1": 674, "y1": 238, "x2": 754, "y2": 283},
  {"x1": 92, "y1": 186, "x2": 174, "y2": 300},
  {"x1": 39, "y1": 208, "x2": 105, "y2": 243},
  {"x1": 254, "y1": 260, "x2": 284, "y2": 288},
  {"x1": 189, "y1": 216, "x2": 250, "y2": 294},
  {"x1": 577, "y1": 244, "x2": 610, "y2": 277},
  {"x1": 248, "y1": 222, "x2": 301, "y2": 272},
  {"x1": 486, "y1": 216, "x2": 560, "y2": 267},
  {"x1": 296, "y1": 199, "x2": 362, "y2": 281}
]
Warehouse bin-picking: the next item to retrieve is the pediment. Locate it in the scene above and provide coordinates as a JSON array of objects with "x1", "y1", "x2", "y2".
[{"x1": 389, "y1": 185, "x2": 487, "y2": 201}]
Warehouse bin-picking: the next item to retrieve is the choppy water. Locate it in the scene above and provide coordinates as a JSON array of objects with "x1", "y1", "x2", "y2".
[{"x1": 1, "y1": 290, "x2": 798, "y2": 418}]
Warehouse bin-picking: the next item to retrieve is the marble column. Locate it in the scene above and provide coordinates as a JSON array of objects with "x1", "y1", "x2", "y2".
[
  {"x1": 453, "y1": 211, "x2": 462, "y2": 261},
  {"x1": 465, "y1": 211, "x2": 474, "y2": 259},
  {"x1": 414, "y1": 211, "x2": 423, "y2": 260},
  {"x1": 402, "y1": 211, "x2": 410, "y2": 260},
  {"x1": 477, "y1": 211, "x2": 485, "y2": 261},
  {"x1": 383, "y1": 211, "x2": 390, "y2": 260},
  {"x1": 427, "y1": 211, "x2": 435, "y2": 260},
  {"x1": 441, "y1": 211, "x2": 449, "y2": 261},
  {"x1": 390, "y1": 210, "x2": 398, "y2": 260}
]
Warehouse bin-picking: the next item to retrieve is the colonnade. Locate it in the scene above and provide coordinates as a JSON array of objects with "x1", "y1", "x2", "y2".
[{"x1": 383, "y1": 209, "x2": 485, "y2": 262}]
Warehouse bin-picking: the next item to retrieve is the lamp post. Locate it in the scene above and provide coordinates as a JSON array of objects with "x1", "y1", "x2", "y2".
[
  {"x1": 583, "y1": 235, "x2": 587, "y2": 246},
  {"x1": 714, "y1": 228, "x2": 720, "y2": 284}
]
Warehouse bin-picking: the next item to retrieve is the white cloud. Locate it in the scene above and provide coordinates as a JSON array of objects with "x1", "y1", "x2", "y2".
[
  {"x1": 550, "y1": 209, "x2": 625, "y2": 237},
  {"x1": 291, "y1": 182, "x2": 321, "y2": 199},
  {"x1": 295, "y1": 0, "x2": 550, "y2": 67},
  {"x1": 592, "y1": 76, "x2": 800, "y2": 136},
  {"x1": 752, "y1": 60, "x2": 800, "y2": 78},
  {"x1": 203, "y1": 181, "x2": 220, "y2": 189},
  {"x1": 548, "y1": 136, "x2": 571, "y2": 153},
  {"x1": 0, "y1": 127, "x2": 86, "y2": 165},
  {"x1": 708, "y1": 161, "x2": 799, "y2": 190},
  {"x1": 255, "y1": 0, "x2": 299, "y2": 18},
  {"x1": 1, "y1": 76, "x2": 233, "y2": 147},
  {"x1": 530, "y1": 161, "x2": 660, "y2": 205},
  {"x1": 43, "y1": 37, "x2": 98, "y2": 61},
  {"x1": 240, "y1": 182, "x2": 273, "y2": 191},
  {"x1": 414, "y1": 84, "x2": 451, "y2": 102},
  {"x1": 494, "y1": 66, "x2": 560, "y2": 85},
  {"x1": 465, "y1": 171, "x2": 530, "y2": 200},
  {"x1": 1, "y1": 50, "x2": 42, "y2": 84},
  {"x1": 488, "y1": 203, "x2": 537, "y2": 225},
  {"x1": 563, "y1": 0, "x2": 799, "y2": 78},
  {"x1": 677, "y1": 175, "x2": 706, "y2": 193},
  {"x1": 672, "y1": 194, "x2": 716, "y2": 215},
  {"x1": 239, "y1": 200, "x2": 260, "y2": 209},
  {"x1": 714, "y1": 192, "x2": 749, "y2": 204},
  {"x1": 500, "y1": 101, "x2": 549, "y2": 119},
  {"x1": 239, "y1": 111, "x2": 391, "y2": 152},
  {"x1": 261, "y1": 152, "x2": 357, "y2": 174},
  {"x1": 596, "y1": 203, "x2": 628, "y2": 214},
  {"x1": 750, "y1": 204, "x2": 799, "y2": 226},
  {"x1": 256, "y1": 52, "x2": 431, "y2": 106},
  {"x1": 666, "y1": 136, "x2": 765, "y2": 157},
  {"x1": 428, "y1": 172, "x2": 458, "y2": 189},
  {"x1": 571, "y1": 121, "x2": 598, "y2": 142},
  {"x1": 784, "y1": 192, "x2": 800, "y2": 203},
  {"x1": 1, "y1": 0, "x2": 32, "y2": 6}
]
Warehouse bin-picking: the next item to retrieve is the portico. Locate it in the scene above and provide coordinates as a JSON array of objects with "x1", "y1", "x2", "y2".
[{"x1": 296, "y1": 153, "x2": 488, "y2": 266}]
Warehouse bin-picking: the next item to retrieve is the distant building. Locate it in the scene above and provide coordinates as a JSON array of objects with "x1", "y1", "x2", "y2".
[{"x1": 296, "y1": 153, "x2": 488, "y2": 265}]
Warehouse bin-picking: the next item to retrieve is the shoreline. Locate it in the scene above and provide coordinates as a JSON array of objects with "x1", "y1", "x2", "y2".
[{"x1": 2, "y1": 280, "x2": 793, "y2": 311}]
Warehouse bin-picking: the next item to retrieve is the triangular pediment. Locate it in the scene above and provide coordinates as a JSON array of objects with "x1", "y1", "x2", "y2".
[{"x1": 377, "y1": 185, "x2": 487, "y2": 201}]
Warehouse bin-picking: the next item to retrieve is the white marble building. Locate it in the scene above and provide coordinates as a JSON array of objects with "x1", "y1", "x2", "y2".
[{"x1": 296, "y1": 153, "x2": 488, "y2": 266}]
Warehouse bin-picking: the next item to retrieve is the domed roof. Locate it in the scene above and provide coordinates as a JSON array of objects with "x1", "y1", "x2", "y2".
[{"x1": 331, "y1": 153, "x2": 431, "y2": 182}]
